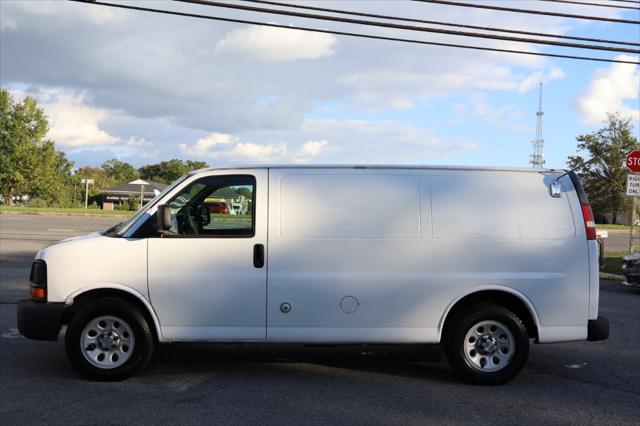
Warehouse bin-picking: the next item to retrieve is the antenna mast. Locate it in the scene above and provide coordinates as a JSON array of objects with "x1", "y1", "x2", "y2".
[{"x1": 530, "y1": 82, "x2": 545, "y2": 168}]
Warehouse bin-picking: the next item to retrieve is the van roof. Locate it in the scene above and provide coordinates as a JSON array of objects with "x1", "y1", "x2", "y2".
[{"x1": 191, "y1": 165, "x2": 564, "y2": 174}]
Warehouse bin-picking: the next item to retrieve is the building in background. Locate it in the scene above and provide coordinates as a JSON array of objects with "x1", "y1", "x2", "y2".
[{"x1": 101, "y1": 179, "x2": 167, "y2": 210}]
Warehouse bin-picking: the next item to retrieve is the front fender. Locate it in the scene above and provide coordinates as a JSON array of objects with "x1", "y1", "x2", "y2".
[{"x1": 65, "y1": 283, "x2": 165, "y2": 342}]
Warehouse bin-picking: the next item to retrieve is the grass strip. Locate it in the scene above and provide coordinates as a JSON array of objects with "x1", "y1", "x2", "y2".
[{"x1": 0, "y1": 206, "x2": 133, "y2": 217}]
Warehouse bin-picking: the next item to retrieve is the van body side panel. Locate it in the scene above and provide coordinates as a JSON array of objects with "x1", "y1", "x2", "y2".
[
  {"x1": 430, "y1": 172, "x2": 590, "y2": 343},
  {"x1": 267, "y1": 169, "x2": 439, "y2": 343},
  {"x1": 267, "y1": 169, "x2": 590, "y2": 344},
  {"x1": 43, "y1": 235, "x2": 148, "y2": 305}
]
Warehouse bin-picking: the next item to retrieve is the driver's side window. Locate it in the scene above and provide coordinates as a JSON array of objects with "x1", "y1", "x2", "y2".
[{"x1": 166, "y1": 175, "x2": 255, "y2": 237}]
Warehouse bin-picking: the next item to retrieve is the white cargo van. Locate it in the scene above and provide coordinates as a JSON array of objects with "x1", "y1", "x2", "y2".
[{"x1": 18, "y1": 166, "x2": 608, "y2": 384}]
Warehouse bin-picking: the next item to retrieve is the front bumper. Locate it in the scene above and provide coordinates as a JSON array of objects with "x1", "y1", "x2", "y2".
[
  {"x1": 17, "y1": 299, "x2": 65, "y2": 341},
  {"x1": 587, "y1": 316, "x2": 609, "y2": 342},
  {"x1": 621, "y1": 262, "x2": 640, "y2": 286}
]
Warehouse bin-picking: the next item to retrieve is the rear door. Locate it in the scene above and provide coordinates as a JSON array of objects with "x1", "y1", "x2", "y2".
[{"x1": 148, "y1": 169, "x2": 268, "y2": 341}]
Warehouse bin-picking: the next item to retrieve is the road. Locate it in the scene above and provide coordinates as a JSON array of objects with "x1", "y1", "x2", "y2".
[
  {"x1": 603, "y1": 230, "x2": 630, "y2": 254},
  {"x1": 0, "y1": 214, "x2": 122, "y2": 303},
  {"x1": 0, "y1": 214, "x2": 639, "y2": 425}
]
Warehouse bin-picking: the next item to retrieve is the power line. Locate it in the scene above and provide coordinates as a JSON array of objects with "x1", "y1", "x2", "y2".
[
  {"x1": 537, "y1": 0, "x2": 639, "y2": 10},
  {"x1": 241, "y1": 0, "x2": 639, "y2": 47},
  {"x1": 609, "y1": 1, "x2": 640, "y2": 4},
  {"x1": 587, "y1": 0, "x2": 640, "y2": 4},
  {"x1": 174, "y1": 0, "x2": 640, "y2": 54},
  {"x1": 412, "y1": 0, "x2": 640, "y2": 24},
  {"x1": 68, "y1": 1, "x2": 640, "y2": 65}
]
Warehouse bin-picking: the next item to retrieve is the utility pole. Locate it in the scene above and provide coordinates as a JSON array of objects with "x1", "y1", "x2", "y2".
[
  {"x1": 81, "y1": 179, "x2": 94, "y2": 209},
  {"x1": 140, "y1": 184, "x2": 145, "y2": 209},
  {"x1": 530, "y1": 82, "x2": 545, "y2": 168}
]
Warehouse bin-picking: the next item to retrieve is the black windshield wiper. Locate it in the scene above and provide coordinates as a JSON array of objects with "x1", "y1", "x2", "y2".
[{"x1": 102, "y1": 222, "x2": 123, "y2": 237}]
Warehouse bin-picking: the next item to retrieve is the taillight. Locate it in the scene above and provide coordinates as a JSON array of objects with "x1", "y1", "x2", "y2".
[{"x1": 581, "y1": 203, "x2": 596, "y2": 240}]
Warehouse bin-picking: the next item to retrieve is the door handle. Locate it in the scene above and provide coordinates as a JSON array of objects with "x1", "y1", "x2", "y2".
[{"x1": 253, "y1": 244, "x2": 264, "y2": 268}]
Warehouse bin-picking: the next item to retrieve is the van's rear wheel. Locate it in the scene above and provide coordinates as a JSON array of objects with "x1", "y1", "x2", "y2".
[
  {"x1": 444, "y1": 303, "x2": 529, "y2": 385},
  {"x1": 65, "y1": 297, "x2": 154, "y2": 381}
]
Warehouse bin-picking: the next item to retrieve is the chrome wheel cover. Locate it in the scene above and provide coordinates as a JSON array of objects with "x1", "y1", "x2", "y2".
[
  {"x1": 463, "y1": 319, "x2": 514, "y2": 373},
  {"x1": 80, "y1": 315, "x2": 135, "y2": 369}
]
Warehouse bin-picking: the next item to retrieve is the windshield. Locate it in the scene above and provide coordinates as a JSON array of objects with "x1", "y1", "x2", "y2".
[{"x1": 103, "y1": 174, "x2": 191, "y2": 237}]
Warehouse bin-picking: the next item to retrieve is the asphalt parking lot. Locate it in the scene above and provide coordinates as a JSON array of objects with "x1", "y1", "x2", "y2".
[{"x1": 1, "y1": 214, "x2": 639, "y2": 425}]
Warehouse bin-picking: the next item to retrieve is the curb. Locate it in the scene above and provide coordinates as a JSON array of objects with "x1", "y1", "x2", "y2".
[{"x1": 600, "y1": 272, "x2": 624, "y2": 281}]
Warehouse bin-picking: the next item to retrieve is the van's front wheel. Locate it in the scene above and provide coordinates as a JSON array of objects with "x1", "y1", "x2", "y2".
[
  {"x1": 65, "y1": 297, "x2": 154, "y2": 381},
  {"x1": 444, "y1": 303, "x2": 529, "y2": 385}
]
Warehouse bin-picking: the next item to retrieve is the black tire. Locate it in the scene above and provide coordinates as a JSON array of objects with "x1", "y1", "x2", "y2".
[
  {"x1": 443, "y1": 303, "x2": 529, "y2": 385},
  {"x1": 65, "y1": 297, "x2": 155, "y2": 381}
]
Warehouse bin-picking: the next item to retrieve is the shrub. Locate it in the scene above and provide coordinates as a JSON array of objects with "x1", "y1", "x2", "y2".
[{"x1": 26, "y1": 198, "x2": 50, "y2": 208}]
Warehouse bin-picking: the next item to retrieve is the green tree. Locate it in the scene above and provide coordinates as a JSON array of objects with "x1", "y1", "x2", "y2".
[
  {"x1": 236, "y1": 187, "x2": 252, "y2": 198},
  {"x1": 0, "y1": 88, "x2": 74, "y2": 205},
  {"x1": 102, "y1": 158, "x2": 139, "y2": 184},
  {"x1": 74, "y1": 166, "x2": 113, "y2": 199},
  {"x1": 186, "y1": 160, "x2": 208, "y2": 171},
  {"x1": 139, "y1": 159, "x2": 208, "y2": 183},
  {"x1": 568, "y1": 113, "x2": 638, "y2": 224},
  {"x1": 30, "y1": 141, "x2": 75, "y2": 205}
]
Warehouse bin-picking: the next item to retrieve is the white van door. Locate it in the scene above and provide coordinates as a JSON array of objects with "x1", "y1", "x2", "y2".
[
  {"x1": 267, "y1": 168, "x2": 433, "y2": 343},
  {"x1": 148, "y1": 170, "x2": 268, "y2": 341}
]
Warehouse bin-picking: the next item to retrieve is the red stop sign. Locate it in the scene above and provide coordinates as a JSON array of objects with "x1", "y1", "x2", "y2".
[{"x1": 627, "y1": 150, "x2": 640, "y2": 173}]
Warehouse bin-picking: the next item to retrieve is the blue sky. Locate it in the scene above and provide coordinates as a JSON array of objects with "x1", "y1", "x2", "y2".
[{"x1": 1, "y1": 0, "x2": 638, "y2": 170}]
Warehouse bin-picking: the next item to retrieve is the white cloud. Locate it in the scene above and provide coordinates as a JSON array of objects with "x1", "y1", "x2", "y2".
[
  {"x1": 517, "y1": 66, "x2": 565, "y2": 93},
  {"x1": 229, "y1": 142, "x2": 288, "y2": 161},
  {"x1": 336, "y1": 66, "x2": 545, "y2": 110},
  {"x1": 298, "y1": 119, "x2": 476, "y2": 162},
  {"x1": 86, "y1": 5, "x2": 126, "y2": 25},
  {"x1": 5, "y1": 0, "x2": 619, "y2": 168},
  {"x1": 180, "y1": 133, "x2": 287, "y2": 162},
  {"x1": 125, "y1": 137, "x2": 152, "y2": 146},
  {"x1": 291, "y1": 140, "x2": 332, "y2": 163},
  {"x1": 6, "y1": 87, "x2": 163, "y2": 162},
  {"x1": 215, "y1": 25, "x2": 337, "y2": 61},
  {"x1": 576, "y1": 56, "x2": 640, "y2": 125},
  {"x1": 181, "y1": 134, "x2": 333, "y2": 164},
  {"x1": 301, "y1": 140, "x2": 329, "y2": 156},
  {"x1": 454, "y1": 93, "x2": 529, "y2": 132},
  {"x1": 3, "y1": 0, "x2": 124, "y2": 24},
  {"x1": 133, "y1": 116, "x2": 479, "y2": 165},
  {"x1": 38, "y1": 89, "x2": 120, "y2": 147},
  {"x1": 179, "y1": 133, "x2": 237, "y2": 156},
  {"x1": 1, "y1": 16, "x2": 17, "y2": 30},
  {"x1": 11, "y1": 1, "x2": 56, "y2": 15}
]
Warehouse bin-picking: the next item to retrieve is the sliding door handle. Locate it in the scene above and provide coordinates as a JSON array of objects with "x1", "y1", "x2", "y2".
[{"x1": 253, "y1": 244, "x2": 265, "y2": 268}]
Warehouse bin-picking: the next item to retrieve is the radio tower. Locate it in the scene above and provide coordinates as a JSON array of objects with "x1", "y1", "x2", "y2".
[{"x1": 530, "y1": 82, "x2": 545, "y2": 168}]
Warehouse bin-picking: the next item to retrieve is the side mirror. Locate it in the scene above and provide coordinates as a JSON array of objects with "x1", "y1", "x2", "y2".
[
  {"x1": 198, "y1": 204, "x2": 211, "y2": 226},
  {"x1": 156, "y1": 204, "x2": 172, "y2": 232},
  {"x1": 550, "y1": 157, "x2": 609, "y2": 198}
]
